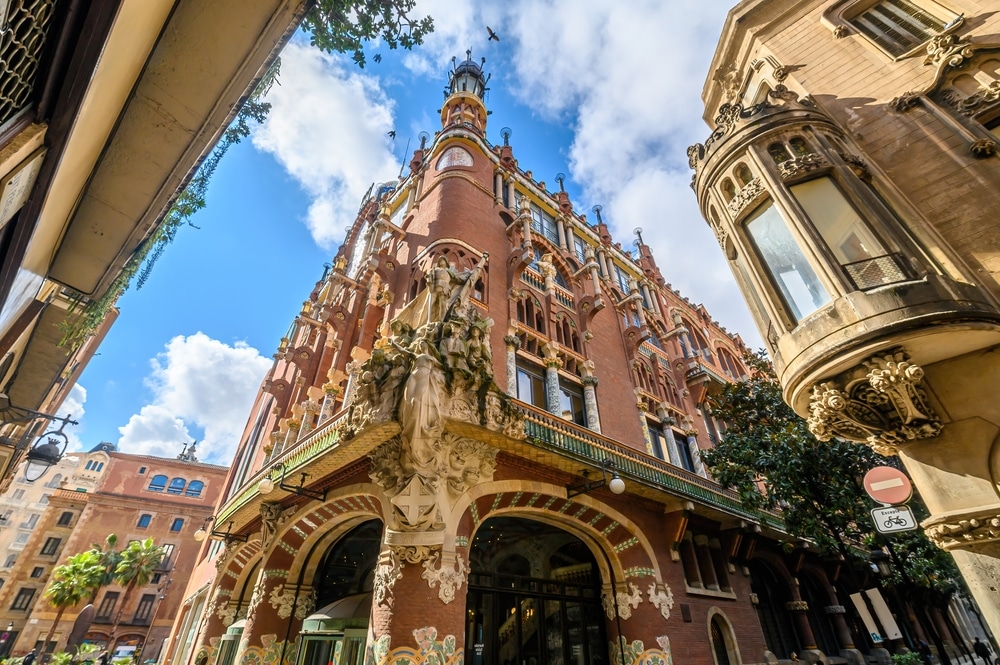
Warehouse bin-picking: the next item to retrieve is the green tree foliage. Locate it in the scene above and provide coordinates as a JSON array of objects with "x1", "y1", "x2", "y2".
[
  {"x1": 701, "y1": 349, "x2": 959, "y2": 600},
  {"x1": 304, "y1": 0, "x2": 433, "y2": 67},
  {"x1": 59, "y1": 0, "x2": 433, "y2": 348},
  {"x1": 42, "y1": 551, "x2": 106, "y2": 653},
  {"x1": 108, "y1": 538, "x2": 164, "y2": 645}
]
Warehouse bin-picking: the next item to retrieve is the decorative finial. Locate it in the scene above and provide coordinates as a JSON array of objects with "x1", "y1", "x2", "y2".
[
  {"x1": 500, "y1": 127, "x2": 512, "y2": 146},
  {"x1": 634, "y1": 227, "x2": 645, "y2": 245},
  {"x1": 592, "y1": 205, "x2": 604, "y2": 224}
]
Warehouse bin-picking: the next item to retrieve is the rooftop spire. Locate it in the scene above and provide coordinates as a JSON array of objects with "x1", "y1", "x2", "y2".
[{"x1": 441, "y1": 51, "x2": 491, "y2": 134}]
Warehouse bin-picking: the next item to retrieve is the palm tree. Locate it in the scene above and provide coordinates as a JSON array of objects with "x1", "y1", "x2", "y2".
[
  {"x1": 43, "y1": 550, "x2": 105, "y2": 654},
  {"x1": 108, "y1": 538, "x2": 163, "y2": 651},
  {"x1": 90, "y1": 534, "x2": 122, "y2": 603}
]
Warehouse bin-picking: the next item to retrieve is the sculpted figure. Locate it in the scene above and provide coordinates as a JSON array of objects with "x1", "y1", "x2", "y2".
[
  {"x1": 427, "y1": 257, "x2": 464, "y2": 323},
  {"x1": 466, "y1": 325, "x2": 492, "y2": 376},
  {"x1": 440, "y1": 323, "x2": 470, "y2": 378},
  {"x1": 394, "y1": 336, "x2": 447, "y2": 474}
]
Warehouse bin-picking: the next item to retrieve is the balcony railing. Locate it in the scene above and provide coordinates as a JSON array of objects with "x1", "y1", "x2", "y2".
[
  {"x1": 519, "y1": 404, "x2": 781, "y2": 527},
  {"x1": 218, "y1": 395, "x2": 781, "y2": 530}
]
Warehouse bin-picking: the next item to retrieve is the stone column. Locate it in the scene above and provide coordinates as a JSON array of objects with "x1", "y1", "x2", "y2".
[
  {"x1": 685, "y1": 430, "x2": 707, "y2": 477},
  {"x1": 786, "y1": 599, "x2": 822, "y2": 656},
  {"x1": 586, "y1": 248, "x2": 602, "y2": 296},
  {"x1": 825, "y1": 603, "x2": 866, "y2": 665},
  {"x1": 556, "y1": 216, "x2": 567, "y2": 249},
  {"x1": 503, "y1": 335, "x2": 520, "y2": 397},
  {"x1": 283, "y1": 420, "x2": 301, "y2": 452},
  {"x1": 564, "y1": 223, "x2": 576, "y2": 255},
  {"x1": 597, "y1": 248, "x2": 611, "y2": 279},
  {"x1": 543, "y1": 355, "x2": 563, "y2": 416},
  {"x1": 693, "y1": 535, "x2": 720, "y2": 591},
  {"x1": 189, "y1": 559, "x2": 242, "y2": 662},
  {"x1": 494, "y1": 171, "x2": 503, "y2": 205},
  {"x1": 582, "y1": 376, "x2": 601, "y2": 433}
]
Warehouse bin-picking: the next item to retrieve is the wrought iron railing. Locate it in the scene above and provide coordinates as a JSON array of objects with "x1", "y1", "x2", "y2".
[{"x1": 842, "y1": 252, "x2": 914, "y2": 291}]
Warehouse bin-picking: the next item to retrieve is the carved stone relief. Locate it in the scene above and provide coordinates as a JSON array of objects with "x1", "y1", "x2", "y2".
[
  {"x1": 807, "y1": 348, "x2": 942, "y2": 456},
  {"x1": 726, "y1": 178, "x2": 766, "y2": 218},
  {"x1": 373, "y1": 549, "x2": 404, "y2": 608},
  {"x1": 648, "y1": 582, "x2": 675, "y2": 621},
  {"x1": 421, "y1": 551, "x2": 468, "y2": 604},
  {"x1": 602, "y1": 583, "x2": 642, "y2": 620},
  {"x1": 268, "y1": 583, "x2": 315, "y2": 620},
  {"x1": 925, "y1": 510, "x2": 1000, "y2": 550},
  {"x1": 778, "y1": 153, "x2": 829, "y2": 179}
]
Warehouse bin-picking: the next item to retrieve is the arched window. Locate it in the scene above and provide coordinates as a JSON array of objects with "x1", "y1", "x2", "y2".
[
  {"x1": 789, "y1": 136, "x2": 810, "y2": 156},
  {"x1": 735, "y1": 163, "x2": 753, "y2": 187},
  {"x1": 185, "y1": 481, "x2": 204, "y2": 497},
  {"x1": 167, "y1": 478, "x2": 186, "y2": 495},
  {"x1": 721, "y1": 178, "x2": 736, "y2": 202},
  {"x1": 96, "y1": 462, "x2": 104, "y2": 472},
  {"x1": 84, "y1": 461, "x2": 93, "y2": 470},
  {"x1": 148, "y1": 475, "x2": 167, "y2": 492},
  {"x1": 768, "y1": 142, "x2": 792, "y2": 164}
]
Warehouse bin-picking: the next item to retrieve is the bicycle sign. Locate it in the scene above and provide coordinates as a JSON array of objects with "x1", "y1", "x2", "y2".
[{"x1": 871, "y1": 505, "x2": 917, "y2": 534}]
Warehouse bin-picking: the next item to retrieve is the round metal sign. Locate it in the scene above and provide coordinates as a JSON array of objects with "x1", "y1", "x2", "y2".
[{"x1": 863, "y1": 466, "x2": 912, "y2": 505}]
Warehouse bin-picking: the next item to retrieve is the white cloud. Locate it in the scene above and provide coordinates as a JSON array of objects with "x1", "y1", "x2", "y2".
[
  {"x1": 495, "y1": 0, "x2": 762, "y2": 347},
  {"x1": 117, "y1": 333, "x2": 270, "y2": 464},
  {"x1": 253, "y1": 42, "x2": 402, "y2": 248}
]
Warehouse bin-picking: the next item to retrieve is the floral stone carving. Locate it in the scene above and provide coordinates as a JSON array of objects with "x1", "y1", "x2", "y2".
[
  {"x1": 807, "y1": 348, "x2": 941, "y2": 456},
  {"x1": 603, "y1": 583, "x2": 642, "y2": 620},
  {"x1": 373, "y1": 549, "x2": 404, "y2": 608}
]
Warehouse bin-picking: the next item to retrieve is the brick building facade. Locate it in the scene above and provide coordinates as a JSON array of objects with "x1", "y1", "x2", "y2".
[
  {"x1": 161, "y1": 56, "x2": 935, "y2": 665},
  {"x1": 689, "y1": 0, "x2": 1000, "y2": 639},
  {"x1": 0, "y1": 449, "x2": 226, "y2": 660}
]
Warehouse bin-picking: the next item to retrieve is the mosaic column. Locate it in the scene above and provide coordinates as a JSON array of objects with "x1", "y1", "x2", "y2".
[
  {"x1": 686, "y1": 430, "x2": 707, "y2": 477},
  {"x1": 543, "y1": 355, "x2": 563, "y2": 416},
  {"x1": 297, "y1": 400, "x2": 320, "y2": 442},
  {"x1": 656, "y1": 406, "x2": 682, "y2": 468},
  {"x1": 234, "y1": 568, "x2": 313, "y2": 665},
  {"x1": 343, "y1": 359, "x2": 363, "y2": 405},
  {"x1": 283, "y1": 420, "x2": 301, "y2": 452},
  {"x1": 636, "y1": 396, "x2": 654, "y2": 456},
  {"x1": 319, "y1": 383, "x2": 341, "y2": 421},
  {"x1": 582, "y1": 376, "x2": 601, "y2": 433}
]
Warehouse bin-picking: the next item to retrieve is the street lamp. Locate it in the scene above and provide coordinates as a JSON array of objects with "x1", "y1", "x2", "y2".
[
  {"x1": 24, "y1": 422, "x2": 70, "y2": 482},
  {"x1": 567, "y1": 459, "x2": 626, "y2": 498},
  {"x1": 869, "y1": 548, "x2": 892, "y2": 578}
]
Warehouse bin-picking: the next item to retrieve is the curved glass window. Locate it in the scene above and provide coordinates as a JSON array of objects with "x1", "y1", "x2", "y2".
[
  {"x1": 745, "y1": 201, "x2": 831, "y2": 321},
  {"x1": 148, "y1": 475, "x2": 167, "y2": 492},
  {"x1": 768, "y1": 142, "x2": 792, "y2": 165},
  {"x1": 185, "y1": 480, "x2": 204, "y2": 497},
  {"x1": 167, "y1": 478, "x2": 186, "y2": 495}
]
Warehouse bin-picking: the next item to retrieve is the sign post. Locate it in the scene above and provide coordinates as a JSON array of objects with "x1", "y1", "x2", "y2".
[{"x1": 863, "y1": 466, "x2": 917, "y2": 534}]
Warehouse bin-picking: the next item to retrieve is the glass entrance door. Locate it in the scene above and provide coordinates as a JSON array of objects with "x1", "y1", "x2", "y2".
[{"x1": 298, "y1": 632, "x2": 366, "y2": 665}]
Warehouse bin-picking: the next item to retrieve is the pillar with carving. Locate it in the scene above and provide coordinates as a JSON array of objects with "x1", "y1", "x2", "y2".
[
  {"x1": 785, "y1": 597, "x2": 823, "y2": 661},
  {"x1": 543, "y1": 355, "x2": 563, "y2": 416},
  {"x1": 685, "y1": 430, "x2": 707, "y2": 477},
  {"x1": 503, "y1": 335, "x2": 520, "y2": 397},
  {"x1": 582, "y1": 376, "x2": 601, "y2": 433},
  {"x1": 655, "y1": 406, "x2": 683, "y2": 468},
  {"x1": 319, "y1": 383, "x2": 341, "y2": 422}
]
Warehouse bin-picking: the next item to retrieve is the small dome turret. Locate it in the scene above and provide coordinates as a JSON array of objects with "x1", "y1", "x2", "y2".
[
  {"x1": 448, "y1": 50, "x2": 489, "y2": 98},
  {"x1": 440, "y1": 51, "x2": 491, "y2": 134}
]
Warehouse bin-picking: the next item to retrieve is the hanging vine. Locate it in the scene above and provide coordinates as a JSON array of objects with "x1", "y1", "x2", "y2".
[{"x1": 57, "y1": 0, "x2": 434, "y2": 350}]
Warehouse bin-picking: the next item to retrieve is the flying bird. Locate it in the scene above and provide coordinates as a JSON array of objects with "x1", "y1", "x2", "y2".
[
  {"x1": 373, "y1": 53, "x2": 382, "y2": 63},
  {"x1": 487, "y1": 26, "x2": 499, "y2": 42},
  {"x1": 387, "y1": 130, "x2": 396, "y2": 139}
]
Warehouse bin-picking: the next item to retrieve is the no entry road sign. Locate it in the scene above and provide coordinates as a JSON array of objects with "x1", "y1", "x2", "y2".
[{"x1": 863, "y1": 466, "x2": 912, "y2": 506}]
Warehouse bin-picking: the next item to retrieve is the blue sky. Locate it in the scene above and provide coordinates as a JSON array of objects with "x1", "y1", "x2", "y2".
[{"x1": 60, "y1": 1, "x2": 760, "y2": 464}]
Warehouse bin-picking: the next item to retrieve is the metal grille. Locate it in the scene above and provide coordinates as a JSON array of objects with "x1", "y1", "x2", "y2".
[
  {"x1": 843, "y1": 253, "x2": 913, "y2": 290},
  {"x1": 0, "y1": 0, "x2": 58, "y2": 127}
]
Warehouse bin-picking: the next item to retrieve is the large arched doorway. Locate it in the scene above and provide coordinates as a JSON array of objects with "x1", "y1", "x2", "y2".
[
  {"x1": 749, "y1": 561, "x2": 797, "y2": 659},
  {"x1": 299, "y1": 519, "x2": 383, "y2": 665},
  {"x1": 465, "y1": 516, "x2": 608, "y2": 665}
]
